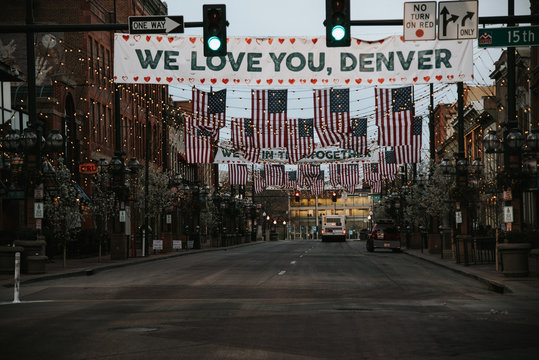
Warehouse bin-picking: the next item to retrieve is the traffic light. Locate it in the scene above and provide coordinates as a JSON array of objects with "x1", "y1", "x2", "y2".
[
  {"x1": 203, "y1": 4, "x2": 227, "y2": 57},
  {"x1": 325, "y1": 0, "x2": 351, "y2": 47},
  {"x1": 295, "y1": 191, "x2": 300, "y2": 202},
  {"x1": 332, "y1": 191, "x2": 337, "y2": 202}
]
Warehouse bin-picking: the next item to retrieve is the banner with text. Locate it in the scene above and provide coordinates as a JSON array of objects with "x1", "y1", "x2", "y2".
[
  {"x1": 214, "y1": 143, "x2": 374, "y2": 164},
  {"x1": 114, "y1": 34, "x2": 473, "y2": 86}
]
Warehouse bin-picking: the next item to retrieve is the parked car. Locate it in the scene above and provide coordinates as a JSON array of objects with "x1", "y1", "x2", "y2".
[{"x1": 366, "y1": 220, "x2": 401, "y2": 252}]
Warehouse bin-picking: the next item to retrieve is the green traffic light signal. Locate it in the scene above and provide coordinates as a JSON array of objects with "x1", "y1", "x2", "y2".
[
  {"x1": 325, "y1": 0, "x2": 350, "y2": 47},
  {"x1": 203, "y1": 4, "x2": 227, "y2": 57}
]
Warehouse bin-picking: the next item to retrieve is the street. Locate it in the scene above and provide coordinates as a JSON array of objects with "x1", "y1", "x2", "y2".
[{"x1": 1, "y1": 240, "x2": 538, "y2": 360}]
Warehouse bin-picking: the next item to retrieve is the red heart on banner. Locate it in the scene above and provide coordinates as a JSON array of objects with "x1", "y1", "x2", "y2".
[
  {"x1": 233, "y1": 79, "x2": 240, "y2": 84},
  {"x1": 401, "y1": 77, "x2": 407, "y2": 82},
  {"x1": 333, "y1": 79, "x2": 340, "y2": 84},
  {"x1": 156, "y1": 36, "x2": 163, "y2": 42},
  {"x1": 188, "y1": 78, "x2": 195, "y2": 83},
  {"x1": 312, "y1": 39, "x2": 318, "y2": 44},
  {"x1": 447, "y1": 75, "x2": 454, "y2": 80},
  {"x1": 256, "y1": 79, "x2": 261, "y2": 84},
  {"x1": 356, "y1": 39, "x2": 361, "y2": 45},
  {"x1": 189, "y1": 37, "x2": 196, "y2": 44},
  {"x1": 379, "y1": 39, "x2": 385, "y2": 44},
  {"x1": 289, "y1": 79, "x2": 295, "y2": 84},
  {"x1": 133, "y1": 76, "x2": 139, "y2": 81},
  {"x1": 178, "y1": 78, "x2": 184, "y2": 82},
  {"x1": 133, "y1": 35, "x2": 141, "y2": 42},
  {"x1": 146, "y1": 35, "x2": 151, "y2": 42},
  {"x1": 378, "y1": 78, "x2": 384, "y2": 84},
  {"x1": 311, "y1": 79, "x2": 317, "y2": 84},
  {"x1": 278, "y1": 38, "x2": 285, "y2": 44},
  {"x1": 245, "y1": 38, "x2": 252, "y2": 44},
  {"x1": 459, "y1": 74, "x2": 465, "y2": 79},
  {"x1": 267, "y1": 79, "x2": 273, "y2": 85},
  {"x1": 423, "y1": 76, "x2": 430, "y2": 82},
  {"x1": 122, "y1": 35, "x2": 130, "y2": 41},
  {"x1": 122, "y1": 76, "x2": 128, "y2": 81},
  {"x1": 168, "y1": 37, "x2": 174, "y2": 43},
  {"x1": 345, "y1": 79, "x2": 350, "y2": 84},
  {"x1": 114, "y1": 76, "x2": 117, "y2": 80},
  {"x1": 144, "y1": 76, "x2": 151, "y2": 82},
  {"x1": 413, "y1": 77, "x2": 418, "y2": 82},
  {"x1": 389, "y1": 78, "x2": 396, "y2": 83},
  {"x1": 156, "y1": 77, "x2": 161, "y2": 82},
  {"x1": 322, "y1": 79, "x2": 328, "y2": 84},
  {"x1": 290, "y1": 38, "x2": 296, "y2": 44},
  {"x1": 166, "y1": 77, "x2": 173, "y2": 83},
  {"x1": 367, "y1": 79, "x2": 373, "y2": 84},
  {"x1": 245, "y1": 79, "x2": 251, "y2": 84},
  {"x1": 211, "y1": 78, "x2": 217, "y2": 84},
  {"x1": 222, "y1": 79, "x2": 229, "y2": 84},
  {"x1": 278, "y1": 79, "x2": 284, "y2": 84},
  {"x1": 268, "y1": 39, "x2": 274, "y2": 45},
  {"x1": 355, "y1": 79, "x2": 362, "y2": 84},
  {"x1": 199, "y1": 79, "x2": 204, "y2": 83},
  {"x1": 471, "y1": 74, "x2": 474, "y2": 79},
  {"x1": 300, "y1": 79, "x2": 307, "y2": 84},
  {"x1": 400, "y1": 36, "x2": 404, "y2": 42},
  {"x1": 436, "y1": 75, "x2": 443, "y2": 81}
]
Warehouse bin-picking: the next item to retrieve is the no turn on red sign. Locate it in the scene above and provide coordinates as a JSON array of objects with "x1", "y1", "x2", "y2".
[{"x1": 404, "y1": 2, "x2": 436, "y2": 41}]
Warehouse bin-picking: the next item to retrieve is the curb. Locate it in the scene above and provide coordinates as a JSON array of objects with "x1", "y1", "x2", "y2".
[
  {"x1": 403, "y1": 250, "x2": 509, "y2": 294},
  {"x1": 2, "y1": 241, "x2": 264, "y2": 287}
]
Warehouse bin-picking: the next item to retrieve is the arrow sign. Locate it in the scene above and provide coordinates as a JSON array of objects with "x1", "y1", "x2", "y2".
[
  {"x1": 129, "y1": 15, "x2": 184, "y2": 34},
  {"x1": 461, "y1": 11, "x2": 475, "y2": 26},
  {"x1": 440, "y1": 6, "x2": 459, "y2": 37},
  {"x1": 438, "y1": 1, "x2": 478, "y2": 40}
]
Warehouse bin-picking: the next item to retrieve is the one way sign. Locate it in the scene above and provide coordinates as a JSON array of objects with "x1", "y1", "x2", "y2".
[
  {"x1": 129, "y1": 15, "x2": 184, "y2": 34},
  {"x1": 438, "y1": 1, "x2": 478, "y2": 40}
]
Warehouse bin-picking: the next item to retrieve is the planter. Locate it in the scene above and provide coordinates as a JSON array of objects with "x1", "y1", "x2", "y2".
[{"x1": 497, "y1": 243, "x2": 532, "y2": 277}]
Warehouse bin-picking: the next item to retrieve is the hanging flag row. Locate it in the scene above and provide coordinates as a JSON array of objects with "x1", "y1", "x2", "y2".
[
  {"x1": 185, "y1": 86, "x2": 422, "y2": 165},
  {"x1": 228, "y1": 159, "x2": 401, "y2": 196}
]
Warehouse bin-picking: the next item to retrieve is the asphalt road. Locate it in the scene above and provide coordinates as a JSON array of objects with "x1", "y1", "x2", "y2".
[{"x1": 1, "y1": 240, "x2": 538, "y2": 360}]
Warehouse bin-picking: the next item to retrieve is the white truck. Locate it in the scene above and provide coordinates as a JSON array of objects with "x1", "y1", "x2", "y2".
[{"x1": 321, "y1": 215, "x2": 346, "y2": 242}]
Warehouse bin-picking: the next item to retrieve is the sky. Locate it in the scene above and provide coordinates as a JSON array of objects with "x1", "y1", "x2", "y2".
[{"x1": 164, "y1": 0, "x2": 533, "y2": 167}]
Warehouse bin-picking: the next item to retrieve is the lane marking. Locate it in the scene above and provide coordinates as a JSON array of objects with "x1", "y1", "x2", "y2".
[
  {"x1": 278, "y1": 270, "x2": 286, "y2": 276},
  {"x1": 290, "y1": 261, "x2": 296, "y2": 265}
]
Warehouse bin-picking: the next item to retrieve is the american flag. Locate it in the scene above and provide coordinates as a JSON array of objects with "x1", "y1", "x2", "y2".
[
  {"x1": 252, "y1": 89, "x2": 288, "y2": 148},
  {"x1": 393, "y1": 117, "x2": 423, "y2": 164},
  {"x1": 375, "y1": 86, "x2": 414, "y2": 146},
  {"x1": 287, "y1": 118, "x2": 315, "y2": 163},
  {"x1": 380, "y1": 150, "x2": 398, "y2": 180},
  {"x1": 344, "y1": 184, "x2": 356, "y2": 194},
  {"x1": 192, "y1": 88, "x2": 226, "y2": 135},
  {"x1": 313, "y1": 88, "x2": 350, "y2": 147},
  {"x1": 283, "y1": 171, "x2": 297, "y2": 190},
  {"x1": 231, "y1": 117, "x2": 260, "y2": 162},
  {"x1": 264, "y1": 164, "x2": 285, "y2": 187},
  {"x1": 298, "y1": 164, "x2": 321, "y2": 187},
  {"x1": 184, "y1": 116, "x2": 216, "y2": 163},
  {"x1": 329, "y1": 163, "x2": 341, "y2": 187},
  {"x1": 363, "y1": 162, "x2": 380, "y2": 181},
  {"x1": 341, "y1": 164, "x2": 361, "y2": 187},
  {"x1": 310, "y1": 175, "x2": 325, "y2": 196},
  {"x1": 341, "y1": 117, "x2": 368, "y2": 155},
  {"x1": 369, "y1": 180, "x2": 382, "y2": 194},
  {"x1": 228, "y1": 164, "x2": 248, "y2": 185},
  {"x1": 253, "y1": 168, "x2": 266, "y2": 194}
]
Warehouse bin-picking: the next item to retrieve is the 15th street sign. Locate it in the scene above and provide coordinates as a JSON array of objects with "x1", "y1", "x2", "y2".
[
  {"x1": 478, "y1": 26, "x2": 539, "y2": 48},
  {"x1": 129, "y1": 15, "x2": 184, "y2": 34}
]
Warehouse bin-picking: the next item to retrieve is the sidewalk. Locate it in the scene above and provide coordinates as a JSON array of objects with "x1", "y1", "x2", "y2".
[
  {"x1": 403, "y1": 248, "x2": 539, "y2": 296},
  {"x1": 1, "y1": 242, "x2": 260, "y2": 288}
]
